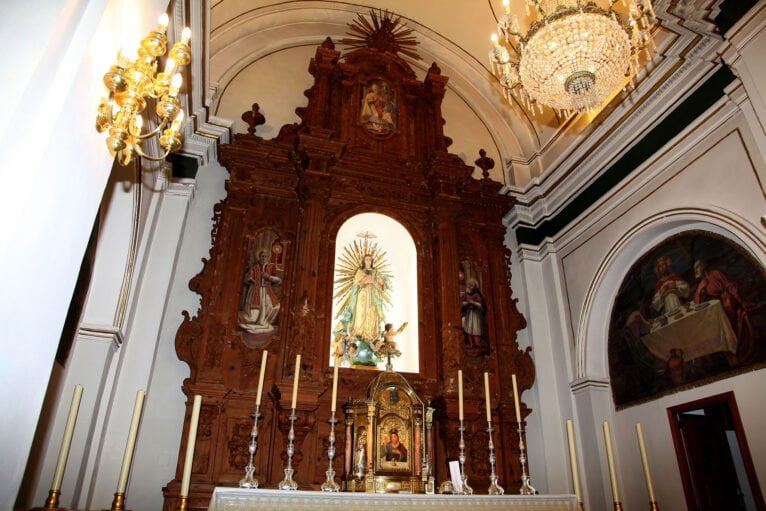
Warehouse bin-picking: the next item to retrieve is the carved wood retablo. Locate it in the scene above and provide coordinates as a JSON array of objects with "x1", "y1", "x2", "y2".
[{"x1": 164, "y1": 11, "x2": 533, "y2": 510}]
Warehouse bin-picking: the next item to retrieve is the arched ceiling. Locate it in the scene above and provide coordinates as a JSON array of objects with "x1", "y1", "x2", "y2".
[{"x1": 198, "y1": 0, "x2": 725, "y2": 199}]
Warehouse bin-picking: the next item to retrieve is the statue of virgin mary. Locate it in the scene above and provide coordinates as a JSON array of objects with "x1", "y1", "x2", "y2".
[{"x1": 332, "y1": 237, "x2": 392, "y2": 366}]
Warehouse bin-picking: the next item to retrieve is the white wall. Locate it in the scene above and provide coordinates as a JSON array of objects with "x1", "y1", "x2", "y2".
[
  {"x1": 510, "y1": 79, "x2": 766, "y2": 510},
  {"x1": 0, "y1": 0, "x2": 169, "y2": 507}
]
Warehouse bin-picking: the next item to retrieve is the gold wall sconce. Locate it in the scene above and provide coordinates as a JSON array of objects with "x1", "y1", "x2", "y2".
[{"x1": 96, "y1": 14, "x2": 191, "y2": 165}]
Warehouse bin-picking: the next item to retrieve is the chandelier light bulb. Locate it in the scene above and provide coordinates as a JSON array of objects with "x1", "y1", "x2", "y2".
[
  {"x1": 157, "y1": 13, "x2": 169, "y2": 33},
  {"x1": 491, "y1": 33, "x2": 499, "y2": 47},
  {"x1": 502, "y1": 0, "x2": 511, "y2": 13},
  {"x1": 181, "y1": 27, "x2": 192, "y2": 45},
  {"x1": 169, "y1": 73, "x2": 182, "y2": 97}
]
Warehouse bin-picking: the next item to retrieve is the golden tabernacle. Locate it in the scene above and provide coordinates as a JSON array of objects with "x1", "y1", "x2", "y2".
[{"x1": 343, "y1": 366, "x2": 434, "y2": 494}]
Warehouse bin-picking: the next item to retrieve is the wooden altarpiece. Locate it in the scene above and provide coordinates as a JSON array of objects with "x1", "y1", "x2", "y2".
[{"x1": 163, "y1": 13, "x2": 534, "y2": 510}]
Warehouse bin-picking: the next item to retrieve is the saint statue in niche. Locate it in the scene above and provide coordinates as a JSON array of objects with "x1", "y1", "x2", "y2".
[
  {"x1": 460, "y1": 261, "x2": 490, "y2": 357},
  {"x1": 360, "y1": 78, "x2": 397, "y2": 135},
  {"x1": 332, "y1": 232, "x2": 400, "y2": 368},
  {"x1": 238, "y1": 233, "x2": 287, "y2": 347}
]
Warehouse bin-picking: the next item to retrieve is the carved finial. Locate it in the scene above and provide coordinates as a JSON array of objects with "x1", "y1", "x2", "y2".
[
  {"x1": 428, "y1": 62, "x2": 441, "y2": 75},
  {"x1": 321, "y1": 37, "x2": 335, "y2": 50},
  {"x1": 241, "y1": 103, "x2": 266, "y2": 136},
  {"x1": 474, "y1": 149, "x2": 495, "y2": 179},
  {"x1": 341, "y1": 9, "x2": 421, "y2": 60}
]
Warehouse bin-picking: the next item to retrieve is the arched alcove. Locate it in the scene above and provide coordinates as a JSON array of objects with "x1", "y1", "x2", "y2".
[{"x1": 329, "y1": 212, "x2": 419, "y2": 373}]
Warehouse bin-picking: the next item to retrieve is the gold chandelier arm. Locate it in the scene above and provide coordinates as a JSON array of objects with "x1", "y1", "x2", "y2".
[
  {"x1": 132, "y1": 143, "x2": 172, "y2": 161},
  {"x1": 134, "y1": 117, "x2": 170, "y2": 140}
]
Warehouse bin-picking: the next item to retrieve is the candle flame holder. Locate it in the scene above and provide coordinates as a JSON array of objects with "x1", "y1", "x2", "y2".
[
  {"x1": 106, "y1": 492, "x2": 125, "y2": 511},
  {"x1": 614, "y1": 502, "x2": 624, "y2": 511},
  {"x1": 486, "y1": 421, "x2": 504, "y2": 495},
  {"x1": 321, "y1": 414, "x2": 340, "y2": 492},
  {"x1": 457, "y1": 420, "x2": 473, "y2": 495},
  {"x1": 649, "y1": 502, "x2": 659, "y2": 510},
  {"x1": 239, "y1": 404, "x2": 261, "y2": 488},
  {"x1": 517, "y1": 422, "x2": 536, "y2": 495},
  {"x1": 278, "y1": 409, "x2": 299, "y2": 490},
  {"x1": 31, "y1": 489, "x2": 66, "y2": 511}
]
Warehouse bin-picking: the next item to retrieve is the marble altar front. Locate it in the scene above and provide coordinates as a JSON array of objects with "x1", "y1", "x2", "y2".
[{"x1": 207, "y1": 488, "x2": 578, "y2": 511}]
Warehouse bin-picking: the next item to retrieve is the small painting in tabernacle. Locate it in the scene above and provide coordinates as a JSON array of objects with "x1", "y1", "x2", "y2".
[
  {"x1": 459, "y1": 261, "x2": 490, "y2": 357},
  {"x1": 377, "y1": 417, "x2": 410, "y2": 472},
  {"x1": 360, "y1": 78, "x2": 397, "y2": 135},
  {"x1": 238, "y1": 232, "x2": 288, "y2": 348},
  {"x1": 609, "y1": 231, "x2": 766, "y2": 407}
]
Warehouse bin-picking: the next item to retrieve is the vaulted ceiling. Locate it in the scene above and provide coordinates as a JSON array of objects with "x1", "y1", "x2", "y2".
[{"x1": 190, "y1": 0, "x2": 732, "y2": 229}]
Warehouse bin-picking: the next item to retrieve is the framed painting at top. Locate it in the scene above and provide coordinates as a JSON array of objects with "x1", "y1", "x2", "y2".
[{"x1": 608, "y1": 230, "x2": 766, "y2": 408}]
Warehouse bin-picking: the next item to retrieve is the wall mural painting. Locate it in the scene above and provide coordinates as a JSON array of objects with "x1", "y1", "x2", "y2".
[
  {"x1": 238, "y1": 232, "x2": 288, "y2": 348},
  {"x1": 609, "y1": 231, "x2": 766, "y2": 407},
  {"x1": 360, "y1": 78, "x2": 397, "y2": 136},
  {"x1": 459, "y1": 261, "x2": 490, "y2": 358}
]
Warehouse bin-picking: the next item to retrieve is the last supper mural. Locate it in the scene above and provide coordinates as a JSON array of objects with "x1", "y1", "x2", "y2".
[{"x1": 608, "y1": 230, "x2": 766, "y2": 407}]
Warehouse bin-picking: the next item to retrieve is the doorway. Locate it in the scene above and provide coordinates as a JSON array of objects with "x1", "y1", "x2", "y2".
[{"x1": 668, "y1": 392, "x2": 765, "y2": 511}]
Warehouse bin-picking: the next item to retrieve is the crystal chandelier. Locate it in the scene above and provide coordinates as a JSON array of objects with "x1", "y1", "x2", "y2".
[
  {"x1": 489, "y1": 0, "x2": 655, "y2": 114},
  {"x1": 96, "y1": 14, "x2": 191, "y2": 166}
]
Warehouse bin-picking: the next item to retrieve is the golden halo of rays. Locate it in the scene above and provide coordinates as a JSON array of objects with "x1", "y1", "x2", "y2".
[{"x1": 333, "y1": 237, "x2": 393, "y2": 320}]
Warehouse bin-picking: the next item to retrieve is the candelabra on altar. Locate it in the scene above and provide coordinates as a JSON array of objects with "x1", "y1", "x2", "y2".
[
  {"x1": 239, "y1": 404, "x2": 262, "y2": 488},
  {"x1": 278, "y1": 410, "x2": 299, "y2": 490},
  {"x1": 517, "y1": 421, "x2": 536, "y2": 495},
  {"x1": 486, "y1": 421, "x2": 504, "y2": 495},
  {"x1": 457, "y1": 420, "x2": 473, "y2": 495},
  {"x1": 321, "y1": 414, "x2": 340, "y2": 492}
]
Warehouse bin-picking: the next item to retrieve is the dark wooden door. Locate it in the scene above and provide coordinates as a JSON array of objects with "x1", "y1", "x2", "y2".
[{"x1": 677, "y1": 412, "x2": 745, "y2": 510}]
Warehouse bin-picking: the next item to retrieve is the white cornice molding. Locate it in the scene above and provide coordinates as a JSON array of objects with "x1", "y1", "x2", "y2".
[
  {"x1": 570, "y1": 377, "x2": 610, "y2": 393},
  {"x1": 77, "y1": 324, "x2": 125, "y2": 349}
]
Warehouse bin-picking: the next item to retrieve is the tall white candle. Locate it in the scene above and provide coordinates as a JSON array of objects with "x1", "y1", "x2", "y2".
[
  {"x1": 255, "y1": 350, "x2": 268, "y2": 406},
  {"x1": 330, "y1": 364, "x2": 339, "y2": 412},
  {"x1": 291, "y1": 354, "x2": 301, "y2": 410},
  {"x1": 51, "y1": 384, "x2": 84, "y2": 491},
  {"x1": 566, "y1": 420, "x2": 582, "y2": 502},
  {"x1": 483, "y1": 372, "x2": 492, "y2": 422},
  {"x1": 180, "y1": 395, "x2": 202, "y2": 497},
  {"x1": 636, "y1": 423, "x2": 656, "y2": 502},
  {"x1": 116, "y1": 390, "x2": 145, "y2": 493},
  {"x1": 512, "y1": 374, "x2": 522, "y2": 423},
  {"x1": 457, "y1": 370, "x2": 464, "y2": 421},
  {"x1": 602, "y1": 421, "x2": 621, "y2": 503}
]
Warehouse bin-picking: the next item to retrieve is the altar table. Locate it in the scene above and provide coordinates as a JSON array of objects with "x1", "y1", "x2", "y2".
[{"x1": 208, "y1": 487, "x2": 579, "y2": 511}]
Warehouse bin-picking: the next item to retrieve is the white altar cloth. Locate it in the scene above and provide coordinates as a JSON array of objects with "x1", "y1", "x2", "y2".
[{"x1": 208, "y1": 487, "x2": 578, "y2": 511}]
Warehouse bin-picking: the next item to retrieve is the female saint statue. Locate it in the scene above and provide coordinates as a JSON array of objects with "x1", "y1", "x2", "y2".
[{"x1": 332, "y1": 236, "x2": 393, "y2": 367}]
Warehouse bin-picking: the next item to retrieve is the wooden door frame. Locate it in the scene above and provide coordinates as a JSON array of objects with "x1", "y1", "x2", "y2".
[{"x1": 667, "y1": 391, "x2": 765, "y2": 511}]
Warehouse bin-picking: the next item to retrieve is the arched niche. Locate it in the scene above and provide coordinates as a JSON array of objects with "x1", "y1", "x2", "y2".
[{"x1": 329, "y1": 212, "x2": 419, "y2": 374}]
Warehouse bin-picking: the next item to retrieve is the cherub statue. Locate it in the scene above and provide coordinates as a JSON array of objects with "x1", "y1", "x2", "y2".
[{"x1": 374, "y1": 322, "x2": 407, "y2": 370}]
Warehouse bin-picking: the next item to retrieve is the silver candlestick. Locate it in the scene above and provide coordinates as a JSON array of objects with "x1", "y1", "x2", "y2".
[
  {"x1": 239, "y1": 404, "x2": 262, "y2": 488},
  {"x1": 321, "y1": 414, "x2": 340, "y2": 492},
  {"x1": 278, "y1": 409, "x2": 299, "y2": 490},
  {"x1": 457, "y1": 420, "x2": 473, "y2": 495},
  {"x1": 487, "y1": 421, "x2": 504, "y2": 495},
  {"x1": 517, "y1": 422, "x2": 536, "y2": 495}
]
